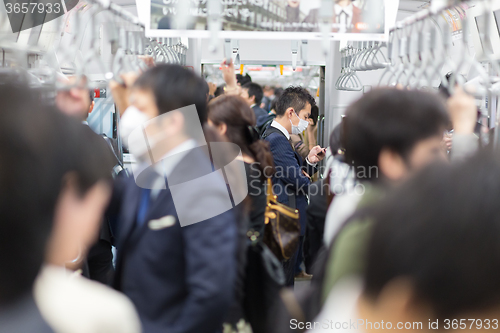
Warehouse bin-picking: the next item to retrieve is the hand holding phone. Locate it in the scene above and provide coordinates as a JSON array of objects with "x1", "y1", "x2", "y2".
[{"x1": 308, "y1": 146, "x2": 326, "y2": 163}]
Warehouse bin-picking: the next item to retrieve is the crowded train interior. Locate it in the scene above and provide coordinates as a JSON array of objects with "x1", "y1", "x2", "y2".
[{"x1": 1, "y1": 0, "x2": 500, "y2": 332}]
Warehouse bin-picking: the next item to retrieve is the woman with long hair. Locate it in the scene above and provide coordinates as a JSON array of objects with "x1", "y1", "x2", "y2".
[{"x1": 208, "y1": 95, "x2": 275, "y2": 238}]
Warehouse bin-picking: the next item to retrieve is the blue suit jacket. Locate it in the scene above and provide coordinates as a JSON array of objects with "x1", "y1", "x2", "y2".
[
  {"x1": 252, "y1": 106, "x2": 269, "y2": 128},
  {"x1": 264, "y1": 127, "x2": 316, "y2": 235},
  {"x1": 110, "y1": 146, "x2": 237, "y2": 333}
]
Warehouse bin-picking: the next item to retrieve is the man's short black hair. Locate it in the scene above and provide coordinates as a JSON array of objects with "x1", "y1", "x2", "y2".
[
  {"x1": 344, "y1": 88, "x2": 449, "y2": 181},
  {"x1": 134, "y1": 64, "x2": 209, "y2": 139},
  {"x1": 242, "y1": 82, "x2": 264, "y2": 105},
  {"x1": 236, "y1": 73, "x2": 252, "y2": 86},
  {"x1": 0, "y1": 77, "x2": 113, "y2": 306},
  {"x1": 364, "y1": 151, "x2": 500, "y2": 319},
  {"x1": 275, "y1": 86, "x2": 316, "y2": 117}
]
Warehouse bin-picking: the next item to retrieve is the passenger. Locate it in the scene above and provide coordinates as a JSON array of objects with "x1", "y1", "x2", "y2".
[
  {"x1": 0, "y1": 78, "x2": 140, "y2": 333},
  {"x1": 258, "y1": 89, "x2": 283, "y2": 136},
  {"x1": 241, "y1": 82, "x2": 269, "y2": 127},
  {"x1": 207, "y1": 95, "x2": 275, "y2": 331},
  {"x1": 262, "y1": 86, "x2": 326, "y2": 285},
  {"x1": 360, "y1": 151, "x2": 500, "y2": 332},
  {"x1": 260, "y1": 85, "x2": 275, "y2": 112},
  {"x1": 303, "y1": 127, "x2": 345, "y2": 274},
  {"x1": 0, "y1": 77, "x2": 59, "y2": 333},
  {"x1": 305, "y1": 104, "x2": 319, "y2": 153},
  {"x1": 35, "y1": 108, "x2": 141, "y2": 333},
  {"x1": 214, "y1": 84, "x2": 225, "y2": 98},
  {"x1": 285, "y1": 0, "x2": 302, "y2": 31},
  {"x1": 109, "y1": 64, "x2": 237, "y2": 333},
  {"x1": 208, "y1": 95, "x2": 275, "y2": 239},
  {"x1": 290, "y1": 104, "x2": 320, "y2": 160},
  {"x1": 55, "y1": 76, "x2": 115, "y2": 285},
  {"x1": 320, "y1": 88, "x2": 451, "y2": 309},
  {"x1": 236, "y1": 73, "x2": 252, "y2": 86},
  {"x1": 208, "y1": 81, "x2": 217, "y2": 101}
]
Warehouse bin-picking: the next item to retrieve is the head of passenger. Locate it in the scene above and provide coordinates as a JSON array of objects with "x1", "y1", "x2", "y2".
[
  {"x1": 241, "y1": 82, "x2": 264, "y2": 108},
  {"x1": 343, "y1": 89, "x2": 449, "y2": 184},
  {"x1": 207, "y1": 95, "x2": 274, "y2": 178},
  {"x1": 236, "y1": 73, "x2": 252, "y2": 86},
  {"x1": 126, "y1": 64, "x2": 209, "y2": 158},
  {"x1": 309, "y1": 104, "x2": 319, "y2": 127},
  {"x1": 0, "y1": 79, "x2": 110, "y2": 306},
  {"x1": 45, "y1": 127, "x2": 114, "y2": 269},
  {"x1": 275, "y1": 86, "x2": 316, "y2": 135},
  {"x1": 56, "y1": 76, "x2": 93, "y2": 122},
  {"x1": 359, "y1": 151, "x2": 500, "y2": 331},
  {"x1": 263, "y1": 85, "x2": 275, "y2": 98}
]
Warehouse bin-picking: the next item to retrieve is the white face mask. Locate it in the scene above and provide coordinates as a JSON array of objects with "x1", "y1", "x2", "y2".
[
  {"x1": 119, "y1": 105, "x2": 149, "y2": 149},
  {"x1": 290, "y1": 111, "x2": 309, "y2": 135}
]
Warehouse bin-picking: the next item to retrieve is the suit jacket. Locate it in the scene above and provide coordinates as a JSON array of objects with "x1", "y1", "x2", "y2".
[
  {"x1": 110, "y1": 146, "x2": 237, "y2": 333},
  {"x1": 263, "y1": 127, "x2": 316, "y2": 235},
  {"x1": 252, "y1": 106, "x2": 269, "y2": 128}
]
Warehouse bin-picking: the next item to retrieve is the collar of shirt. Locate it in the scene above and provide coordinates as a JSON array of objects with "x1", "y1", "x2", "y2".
[
  {"x1": 82, "y1": 121, "x2": 89, "y2": 126},
  {"x1": 250, "y1": 104, "x2": 257, "y2": 109},
  {"x1": 334, "y1": 3, "x2": 354, "y2": 17},
  {"x1": 147, "y1": 139, "x2": 198, "y2": 198},
  {"x1": 153, "y1": 139, "x2": 198, "y2": 178},
  {"x1": 270, "y1": 120, "x2": 291, "y2": 140}
]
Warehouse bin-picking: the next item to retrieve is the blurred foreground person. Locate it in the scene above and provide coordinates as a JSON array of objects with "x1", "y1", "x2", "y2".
[
  {"x1": 290, "y1": 89, "x2": 450, "y2": 331},
  {"x1": 321, "y1": 89, "x2": 450, "y2": 299},
  {"x1": 56, "y1": 75, "x2": 116, "y2": 285},
  {"x1": 109, "y1": 65, "x2": 237, "y2": 333},
  {"x1": 359, "y1": 151, "x2": 500, "y2": 332},
  {"x1": 0, "y1": 77, "x2": 140, "y2": 333},
  {"x1": 0, "y1": 75, "x2": 58, "y2": 333},
  {"x1": 34, "y1": 126, "x2": 141, "y2": 333}
]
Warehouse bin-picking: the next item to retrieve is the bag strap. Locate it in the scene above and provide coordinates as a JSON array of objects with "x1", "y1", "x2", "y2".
[
  {"x1": 261, "y1": 126, "x2": 283, "y2": 140},
  {"x1": 266, "y1": 178, "x2": 274, "y2": 205}
]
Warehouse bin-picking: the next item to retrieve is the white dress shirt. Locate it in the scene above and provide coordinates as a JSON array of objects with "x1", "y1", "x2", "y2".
[{"x1": 149, "y1": 139, "x2": 198, "y2": 199}]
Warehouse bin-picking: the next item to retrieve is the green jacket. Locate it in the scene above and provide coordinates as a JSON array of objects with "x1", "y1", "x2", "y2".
[{"x1": 321, "y1": 185, "x2": 384, "y2": 303}]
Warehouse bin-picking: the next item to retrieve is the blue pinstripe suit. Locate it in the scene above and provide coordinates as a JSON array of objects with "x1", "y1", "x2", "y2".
[{"x1": 264, "y1": 126, "x2": 316, "y2": 235}]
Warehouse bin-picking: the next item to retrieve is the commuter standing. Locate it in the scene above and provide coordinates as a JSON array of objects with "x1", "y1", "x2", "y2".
[
  {"x1": 262, "y1": 86, "x2": 326, "y2": 285},
  {"x1": 55, "y1": 76, "x2": 115, "y2": 285},
  {"x1": 109, "y1": 64, "x2": 237, "y2": 333},
  {"x1": 241, "y1": 82, "x2": 269, "y2": 128}
]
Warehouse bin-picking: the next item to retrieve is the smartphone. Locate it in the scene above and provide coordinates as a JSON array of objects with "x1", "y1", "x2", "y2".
[{"x1": 317, "y1": 148, "x2": 326, "y2": 157}]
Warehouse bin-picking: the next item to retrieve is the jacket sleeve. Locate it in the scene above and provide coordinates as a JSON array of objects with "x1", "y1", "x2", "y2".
[
  {"x1": 268, "y1": 134, "x2": 311, "y2": 194},
  {"x1": 302, "y1": 157, "x2": 318, "y2": 178},
  {"x1": 167, "y1": 209, "x2": 237, "y2": 333}
]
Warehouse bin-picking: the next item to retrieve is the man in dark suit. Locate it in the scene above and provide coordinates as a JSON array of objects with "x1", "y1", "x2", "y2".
[
  {"x1": 241, "y1": 82, "x2": 269, "y2": 127},
  {"x1": 262, "y1": 86, "x2": 325, "y2": 285},
  {"x1": 109, "y1": 65, "x2": 237, "y2": 333}
]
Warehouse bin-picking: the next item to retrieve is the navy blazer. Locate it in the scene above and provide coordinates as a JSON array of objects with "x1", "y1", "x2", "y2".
[
  {"x1": 110, "y1": 146, "x2": 237, "y2": 333},
  {"x1": 252, "y1": 106, "x2": 269, "y2": 128},
  {"x1": 264, "y1": 127, "x2": 316, "y2": 235}
]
